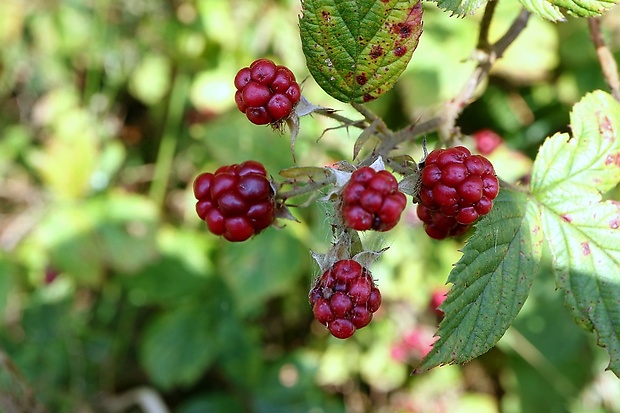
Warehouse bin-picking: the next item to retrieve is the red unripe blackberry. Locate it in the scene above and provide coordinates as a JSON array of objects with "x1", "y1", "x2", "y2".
[
  {"x1": 193, "y1": 160, "x2": 275, "y2": 242},
  {"x1": 429, "y1": 287, "x2": 449, "y2": 320},
  {"x1": 234, "y1": 58, "x2": 301, "y2": 125},
  {"x1": 342, "y1": 167, "x2": 407, "y2": 232},
  {"x1": 309, "y1": 260, "x2": 381, "y2": 339},
  {"x1": 416, "y1": 146, "x2": 499, "y2": 240},
  {"x1": 472, "y1": 129, "x2": 503, "y2": 155}
]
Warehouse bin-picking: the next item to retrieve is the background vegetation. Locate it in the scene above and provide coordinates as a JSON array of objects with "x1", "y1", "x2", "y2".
[{"x1": 0, "y1": 0, "x2": 619, "y2": 412}]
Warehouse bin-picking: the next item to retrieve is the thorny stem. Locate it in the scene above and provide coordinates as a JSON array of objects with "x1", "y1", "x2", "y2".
[
  {"x1": 373, "y1": 8, "x2": 530, "y2": 153},
  {"x1": 313, "y1": 108, "x2": 369, "y2": 130},
  {"x1": 588, "y1": 17, "x2": 620, "y2": 103},
  {"x1": 351, "y1": 101, "x2": 394, "y2": 140},
  {"x1": 275, "y1": 173, "x2": 337, "y2": 201}
]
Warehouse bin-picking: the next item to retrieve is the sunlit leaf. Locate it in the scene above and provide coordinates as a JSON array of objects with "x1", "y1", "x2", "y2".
[
  {"x1": 531, "y1": 90, "x2": 620, "y2": 376},
  {"x1": 430, "y1": 0, "x2": 487, "y2": 16},
  {"x1": 32, "y1": 194, "x2": 159, "y2": 284},
  {"x1": 518, "y1": 0, "x2": 618, "y2": 21}
]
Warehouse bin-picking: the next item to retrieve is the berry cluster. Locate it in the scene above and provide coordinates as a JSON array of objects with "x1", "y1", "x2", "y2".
[
  {"x1": 193, "y1": 160, "x2": 275, "y2": 242},
  {"x1": 234, "y1": 58, "x2": 301, "y2": 125},
  {"x1": 309, "y1": 260, "x2": 381, "y2": 339},
  {"x1": 416, "y1": 146, "x2": 499, "y2": 240},
  {"x1": 342, "y1": 167, "x2": 407, "y2": 232}
]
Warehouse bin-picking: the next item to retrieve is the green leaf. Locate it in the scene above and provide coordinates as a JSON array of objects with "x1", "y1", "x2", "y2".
[
  {"x1": 0, "y1": 254, "x2": 16, "y2": 318},
  {"x1": 217, "y1": 229, "x2": 309, "y2": 315},
  {"x1": 531, "y1": 90, "x2": 620, "y2": 376},
  {"x1": 531, "y1": 91, "x2": 620, "y2": 201},
  {"x1": 32, "y1": 194, "x2": 159, "y2": 284},
  {"x1": 91, "y1": 194, "x2": 160, "y2": 274},
  {"x1": 299, "y1": 0, "x2": 423, "y2": 103},
  {"x1": 33, "y1": 203, "x2": 105, "y2": 284},
  {"x1": 415, "y1": 189, "x2": 543, "y2": 373},
  {"x1": 517, "y1": 0, "x2": 618, "y2": 21},
  {"x1": 430, "y1": 0, "x2": 487, "y2": 16},
  {"x1": 140, "y1": 303, "x2": 217, "y2": 389}
]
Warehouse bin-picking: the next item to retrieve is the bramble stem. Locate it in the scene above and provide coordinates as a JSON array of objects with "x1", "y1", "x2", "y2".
[
  {"x1": 350, "y1": 102, "x2": 379, "y2": 124},
  {"x1": 438, "y1": 9, "x2": 530, "y2": 144},
  {"x1": 494, "y1": 9, "x2": 531, "y2": 58},
  {"x1": 477, "y1": 0, "x2": 498, "y2": 50},
  {"x1": 588, "y1": 17, "x2": 620, "y2": 103},
  {"x1": 314, "y1": 108, "x2": 369, "y2": 130},
  {"x1": 276, "y1": 174, "x2": 337, "y2": 200}
]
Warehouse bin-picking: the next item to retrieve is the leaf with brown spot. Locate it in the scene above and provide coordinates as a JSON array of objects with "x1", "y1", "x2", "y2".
[{"x1": 299, "y1": 0, "x2": 423, "y2": 104}]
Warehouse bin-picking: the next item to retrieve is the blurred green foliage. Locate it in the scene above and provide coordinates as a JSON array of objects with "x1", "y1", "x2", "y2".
[{"x1": 0, "y1": 0, "x2": 619, "y2": 412}]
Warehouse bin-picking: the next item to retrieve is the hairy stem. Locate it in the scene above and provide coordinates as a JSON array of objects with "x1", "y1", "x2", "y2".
[
  {"x1": 276, "y1": 174, "x2": 337, "y2": 200},
  {"x1": 314, "y1": 108, "x2": 369, "y2": 130},
  {"x1": 588, "y1": 17, "x2": 620, "y2": 103}
]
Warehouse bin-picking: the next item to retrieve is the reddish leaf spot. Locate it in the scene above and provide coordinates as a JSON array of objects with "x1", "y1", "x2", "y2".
[
  {"x1": 394, "y1": 46, "x2": 407, "y2": 57},
  {"x1": 321, "y1": 10, "x2": 330, "y2": 20},
  {"x1": 581, "y1": 242, "x2": 591, "y2": 256},
  {"x1": 561, "y1": 214, "x2": 573, "y2": 223},
  {"x1": 392, "y1": 22, "x2": 413, "y2": 39},
  {"x1": 363, "y1": 94, "x2": 376, "y2": 102},
  {"x1": 605, "y1": 152, "x2": 620, "y2": 167},
  {"x1": 370, "y1": 45, "x2": 384, "y2": 59},
  {"x1": 610, "y1": 218, "x2": 619, "y2": 229},
  {"x1": 356, "y1": 73, "x2": 368, "y2": 85},
  {"x1": 598, "y1": 113, "x2": 615, "y2": 142}
]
